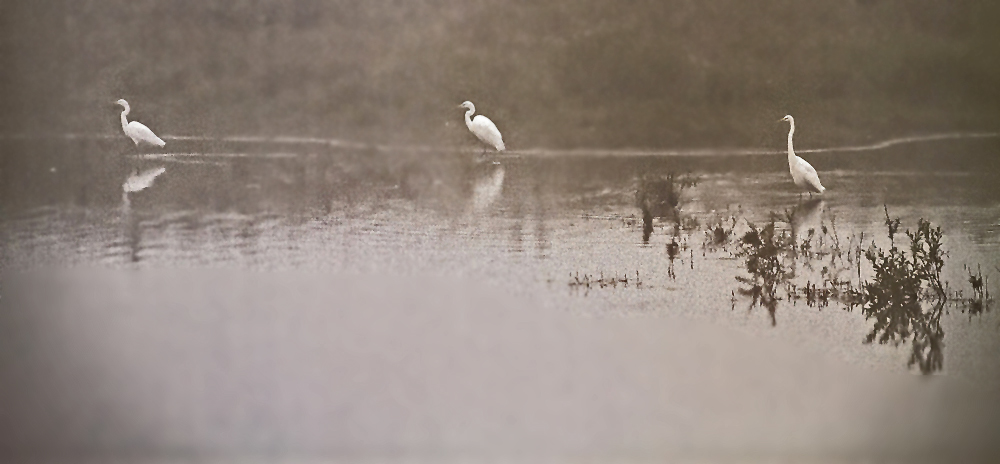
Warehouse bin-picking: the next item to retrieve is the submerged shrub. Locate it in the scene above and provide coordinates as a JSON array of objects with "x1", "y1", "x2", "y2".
[
  {"x1": 635, "y1": 172, "x2": 698, "y2": 243},
  {"x1": 726, "y1": 205, "x2": 988, "y2": 375},
  {"x1": 961, "y1": 264, "x2": 993, "y2": 317},
  {"x1": 859, "y1": 209, "x2": 948, "y2": 374},
  {"x1": 734, "y1": 221, "x2": 795, "y2": 325}
]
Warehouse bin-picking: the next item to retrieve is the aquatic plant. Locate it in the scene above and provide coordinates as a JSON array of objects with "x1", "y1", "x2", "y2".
[
  {"x1": 719, "y1": 203, "x2": 992, "y2": 375},
  {"x1": 856, "y1": 209, "x2": 949, "y2": 374},
  {"x1": 959, "y1": 264, "x2": 993, "y2": 317},
  {"x1": 701, "y1": 207, "x2": 742, "y2": 253},
  {"x1": 734, "y1": 221, "x2": 795, "y2": 325},
  {"x1": 730, "y1": 209, "x2": 870, "y2": 323},
  {"x1": 737, "y1": 222, "x2": 793, "y2": 287},
  {"x1": 665, "y1": 238, "x2": 681, "y2": 280},
  {"x1": 635, "y1": 172, "x2": 698, "y2": 243},
  {"x1": 883, "y1": 205, "x2": 901, "y2": 247},
  {"x1": 568, "y1": 270, "x2": 643, "y2": 293}
]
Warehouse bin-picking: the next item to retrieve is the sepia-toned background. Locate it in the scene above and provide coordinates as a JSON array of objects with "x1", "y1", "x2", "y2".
[
  {"x1": 1, "y1": 1, "x2": 999, "y2": 462},
  {"x1": 3, "y1": 0, "x2": 999, "y2": 149}
]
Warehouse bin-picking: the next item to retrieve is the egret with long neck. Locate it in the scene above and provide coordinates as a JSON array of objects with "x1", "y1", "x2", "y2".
[
  {"x1": 459, "y1": 101, "x2": 505, "y2": 153},
  {"x1": 780, "y1": 115, "x2": 824, "y2": 195},
  {"x1": 116, "y1": 99, "x2": 165, "y2": 147}
]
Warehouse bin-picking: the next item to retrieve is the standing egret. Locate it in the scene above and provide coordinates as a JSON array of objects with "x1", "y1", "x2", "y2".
[
  {"x1": 116, "y1": 99, "x2": 165, "y2": 147},
  {"x1": 459, "y1": 101, "x2": 505, "y2": 153},
  {"x1": 780, "y1": 115, "x2": 824, "y2": 195}
]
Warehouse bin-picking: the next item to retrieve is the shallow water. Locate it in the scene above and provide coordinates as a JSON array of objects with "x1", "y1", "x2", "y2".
[
  {"x1": 2, "y1": 135, "x2": 999, "y2": 379},
  {"x1": 1, "y1": 135, "x2": 1000, "y2": 459}
]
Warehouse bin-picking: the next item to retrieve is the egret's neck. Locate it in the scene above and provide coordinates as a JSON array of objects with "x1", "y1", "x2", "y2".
[
  {"x1": 464, "y1": 108, "x2": 474, "y2": 128},
  {"x1": 120, "y1": 106, "x2": 130, "y2": 132},
  {"x1": 786, "y1": 120, "x2": 796, "y2": 161}
]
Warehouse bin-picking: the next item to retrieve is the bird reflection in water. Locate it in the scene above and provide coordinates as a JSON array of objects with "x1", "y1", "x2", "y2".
[
  {"x1": 786, "y1": 198, "x2": 825, "y2": 278},
  {"x1": 735, "y1": 199, "x2": 853, "y2": 325},
  {"x1": 789, "y1": 198, "x2": 824, "y2": 244},
  {"x1": 122, "y1": 166, "x2": 167, "y2": 206},
  {"x1": 121, "y1": 166, "x2": 166, "y2": 263},
  {"x1": 471, "y1": 163, "x2": 505, "y2": 213}
]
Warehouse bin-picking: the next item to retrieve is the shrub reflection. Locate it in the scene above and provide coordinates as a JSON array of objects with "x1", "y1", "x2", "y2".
[{"x1": 728, "y1": 204, "x2": 992, "y2": 374}]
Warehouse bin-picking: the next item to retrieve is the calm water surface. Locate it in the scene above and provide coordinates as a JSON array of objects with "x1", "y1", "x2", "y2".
[
  {"x1": 2, "y1": 136, "x2": 998, "y2": 385},
  {"x1": 3, "y1": 136, "x2": 1000, "y2": 461}
]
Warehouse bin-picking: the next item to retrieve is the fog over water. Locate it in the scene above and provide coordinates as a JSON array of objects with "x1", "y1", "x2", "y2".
[
  {"x1": 3, "y1": 1, "x2": 999, "y2": 148},
  {"x1": 1, "y1": 1, "x2": 1000, "y2": 462}
]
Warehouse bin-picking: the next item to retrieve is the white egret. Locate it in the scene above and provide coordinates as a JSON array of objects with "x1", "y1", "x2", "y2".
[
  {"x1": 780, "y1": 115, "x2": 825, "y2": 195},
  {"x1": 116, "y1": 99, "x2": 165, "y2": 147},
  {"x1": 459, "y1": 101, "x2": 505, "y2": 153}
]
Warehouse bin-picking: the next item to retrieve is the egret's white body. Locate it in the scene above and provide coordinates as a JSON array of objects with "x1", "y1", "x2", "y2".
[
  {"x1": 117, "y1": 99, "x2": 165, "y2": 147},
  {"x1": 460, "y1": 101, "x2": 505, "y2": 152},
  {"x1": 781, "y1": 115, "x2": 824, "y2": 194}
]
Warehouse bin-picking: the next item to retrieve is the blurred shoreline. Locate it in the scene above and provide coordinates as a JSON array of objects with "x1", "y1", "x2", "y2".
[{"x1": 3, "y1": 1, "x2": 999, "y2": 149}]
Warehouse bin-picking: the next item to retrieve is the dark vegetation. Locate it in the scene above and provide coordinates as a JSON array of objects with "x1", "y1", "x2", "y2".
[
  {"x1": 855, "y1": 208, "x2": 949, "y2": 373},
  {"x1": 617, "y1": 182, "x2": 995, "y2": 374},
  {"x1": 958, "y1": 264, "x2": 994, "y2": 319},
  {"x1": 568, "y1": 270, "x2": 643, "y2": 295},
  {"x1": 635, "y1": 173, "x2": 698, "y2": 243},
  {"x1": 734, "y1": 221, "x2": 796, "y2": 326},
  {"x1": 727, "y1": 204, "x2": 991, "y2": 374}
]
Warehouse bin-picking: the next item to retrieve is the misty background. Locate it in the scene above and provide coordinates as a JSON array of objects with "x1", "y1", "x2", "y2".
[
  {"x1": 2, "y1": 0, "x2": 998, "y2": 150},
  {"x1": 3, "y1": 3, "x2": 1000, "y2": 461}
]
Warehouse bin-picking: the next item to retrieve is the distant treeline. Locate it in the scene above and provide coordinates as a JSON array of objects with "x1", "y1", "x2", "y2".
[{"x1": 2, "y1": 0, "x2": 998, "y2": 150}]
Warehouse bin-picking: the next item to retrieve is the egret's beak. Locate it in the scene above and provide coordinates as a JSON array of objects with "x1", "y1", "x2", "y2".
[{"x1": 457, "y1": 104, "x2": 465, "y2": 109}]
